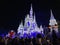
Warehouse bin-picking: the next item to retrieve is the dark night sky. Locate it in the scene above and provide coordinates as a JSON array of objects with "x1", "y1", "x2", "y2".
[{"x1": 0, "y1": 0, "x2": 60, "y2": 33}]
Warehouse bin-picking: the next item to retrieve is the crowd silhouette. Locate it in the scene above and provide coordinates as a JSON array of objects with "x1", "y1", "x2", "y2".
[{"x1": 0, "y1": 30, "x2": 60, "y2": 45}]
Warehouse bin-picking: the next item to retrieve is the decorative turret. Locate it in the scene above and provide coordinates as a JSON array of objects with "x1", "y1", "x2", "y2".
[
  {"x1": 17, "y1": 21, "x2": 24, "y2": 35},
  {"x1": 17, "y1": 4, "x2": 44, "y2": 38},
  {"x1": 24, "y1": 14, "x2": 30, "y2": 26},
  {"x1": 32, "y1": 13, "x2": 38, "y2": 32},
  {"x1": 49, "y1": 10, "x2": 57, "y2": 26},
  {"x1": 40, "y1": 25, "x2": 44, "y2": 34},
  {"x1": 30, "y1": 4, "x2": 33, "y2": 18},
  {"x1": 33, "y1": 13, "x2": 36, "y2": 23},
  {"x1": 49, "y1": 10, "x2": 58, "y2": 33}
]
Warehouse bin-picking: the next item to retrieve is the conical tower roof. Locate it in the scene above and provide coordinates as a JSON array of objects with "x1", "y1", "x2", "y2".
[
  {"x1": 40, "y1": 25, "x2": 44, "y2": 34},
  {"x1": 33, "y1": 13, "x2": 36, "y2": 22},
  {"x1": 19, "y1": 21, "x2": 23, "y2": 28},
  {"x1": 33, "y1": 13, "x2": 38, "y2": 27},
  {"x1": 50, "y1": 10, "x2": 55, "y2": 19},
  {"x1": 49, "y1": 10, "x2": 57, "y2": 25},
  {"x1": 40, "y1": 25, "x2": 43, "y2": 31},
  {"x1": 30, "y1": 4, "x2": 33, "y2": 18},
  {"x1": 17, "y1": 21, "x2": 24, "y2": 33},
  {"x1": 25, "y1": 14, "x2": 29, "y2": 23}
]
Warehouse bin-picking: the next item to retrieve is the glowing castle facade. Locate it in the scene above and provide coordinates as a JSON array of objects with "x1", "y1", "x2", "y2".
[
  {"x1": 49, "y1": 10, "x2": 58, "y2": 33},
  {"x1": 17, "y1": 4, "x2": 44, "y2": 37},
  {"x1": 17, "y1": 4, "x2": 58, "y2": 37}
]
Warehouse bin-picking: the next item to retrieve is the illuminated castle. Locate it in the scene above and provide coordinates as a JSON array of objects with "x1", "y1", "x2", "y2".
[
  {"x1": 17, "y1": 4, "x2": 58, "y2": 37},
  {"x1": 49, "y1": 10, "x2": 58, "y2": 33},
  {"x1": 17, "y1": 4, "x2": 44, "y2": 37}
]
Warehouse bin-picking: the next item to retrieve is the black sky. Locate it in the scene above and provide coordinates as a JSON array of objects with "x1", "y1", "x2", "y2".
[{"x1": 0, "y1": 0, "x2": 60, "y2": 33}]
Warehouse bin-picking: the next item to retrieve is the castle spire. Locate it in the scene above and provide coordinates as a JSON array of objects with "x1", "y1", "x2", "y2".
[
  {"x1": 17, "y1": 21, "x2": 23, "y2": 34},
  {"x1": 34, "y1": 13, "x2": 36, "y2": 22},
  {"x1": 49, "y1": 10, "x2": 57, "y2": 25},
  {"x1": 49, "y1": 10, "x2": 58, "y2": 33},
  {"x1": 50, "y1": 10, "x2": 55, "y2": 20},
  {"x1": 40, "y1": 25, "x2": 44, "y2": 34},
  {"x1": 30, "y1": 4, "x2": 33, "y2": 18}
]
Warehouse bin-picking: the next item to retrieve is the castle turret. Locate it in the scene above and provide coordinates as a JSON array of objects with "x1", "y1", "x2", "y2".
[
  {"x1": 30, "y1": 4, "x2": 33, "y2": 18},
  {"x1": 32, "y1": 13, "x2": 38, "y2": 32},
  {"x1": 30, "y1": 13, "x2": 37, "y2": 33},
  {"x1": 49, "y1": 10, "x2": 57, "y2": 25},
  {"x1": 49, "y1": 10, "x2": 58, "y2": 33},
  {"x1": 40, "y1": 25, "x2": 44, "y2": 34},
  {"x1": 17, "y1": 4, "x2": 42, "y2": 37},
  {"x1": 17, "y1": 21, "x2": 24, "y2": 36}
]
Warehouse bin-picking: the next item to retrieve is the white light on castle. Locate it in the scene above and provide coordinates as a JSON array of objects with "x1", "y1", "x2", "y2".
[
  {"x1": 17, "y1": 21, "x2": 24, "y2": 37},
  {"x1": 17, "y1": 4, "x2": 58, "y2": 37},
  {"x1": 49, "y1": 10, "x2": 57, "y2": 25},
  {"x1": 17, "y1": 4, "x2": 42, "y2": 37},
  {"x1": 49, "y1": 10, "x2": 58, "y2": 33},
  {"x1": 39, "y1": 25, "x2": 44, "y2": 34}
]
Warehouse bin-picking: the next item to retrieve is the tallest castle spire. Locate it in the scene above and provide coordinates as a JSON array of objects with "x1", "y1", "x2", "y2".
[{"x1": 30, "y1": 4, "x2": 33, "y2": 18}]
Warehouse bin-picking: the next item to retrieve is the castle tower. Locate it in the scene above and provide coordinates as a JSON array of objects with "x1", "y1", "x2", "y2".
[
  {"x1": 17, "y1": 4, "x2": 41, "y2": 37},
  {"x1": 39, "y1": 25, "x2": 44, "y2": 34},
  {"x1": 32, "y1": 13, "x2": 38, "y2": 32},
  {"x1": 33, "y1": 13, "x2": 36, "y2": 24},
  {"x1": 17, "y1": 21, "x2": 24, "y2": 36},
  {"x1": 24, "y1": 14, "x2": 31, "y2": 34},
  {"x1": 24, "y1": 14, "x2": 30, "y2": 26},
  {"x1": 30, "y1": 13, "x2": 36, "y2": 33},
  {"x1": 30, "y1": 4, "x2": 33, "y2": 18},
  {"x1": 49, "y1": 10, "x2": 58, "y2": 33}
]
